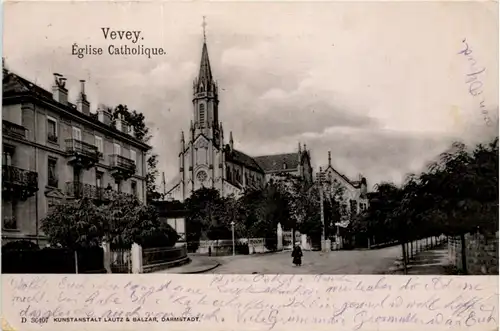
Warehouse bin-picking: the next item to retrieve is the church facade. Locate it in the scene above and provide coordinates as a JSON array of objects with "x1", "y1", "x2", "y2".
[{"x1": 165, "y1": 38, "x2": 313, "y2": 202}]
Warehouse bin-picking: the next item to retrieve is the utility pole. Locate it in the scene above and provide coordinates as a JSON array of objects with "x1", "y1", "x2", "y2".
[{"x1": 319, "y1": 167, "x2": 326, "y2": 251}]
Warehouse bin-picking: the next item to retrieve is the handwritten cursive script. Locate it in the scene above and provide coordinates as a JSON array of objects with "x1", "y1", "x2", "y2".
[
  {"x1": 3, "y1": 275, "x2": 498, "y2": 331},
  {"x1": 458, "y1": 38, "x2": 494, "y2": 126}
]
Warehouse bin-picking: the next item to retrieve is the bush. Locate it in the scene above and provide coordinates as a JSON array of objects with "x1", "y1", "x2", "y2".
[{"x1": 2, "y1": 240, "x2": 40, "y2": 251}]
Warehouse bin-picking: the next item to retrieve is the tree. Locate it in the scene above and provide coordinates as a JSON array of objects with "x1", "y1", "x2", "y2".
[
  {"x1": 356, "y1": 136, "x2": 498, "y2": 274},
  {"x1": 111, "y1": 104, "x2": 163, "y2": 202},
  {"x1": 184, "y1": 188, "x2": 223, "y2": 248},
  {"x1": 41, "y1": 194, "x2": 179, "y2": 250},
  {"x1": 41, "y1": 198, "x2": 105, "y2": 250}
]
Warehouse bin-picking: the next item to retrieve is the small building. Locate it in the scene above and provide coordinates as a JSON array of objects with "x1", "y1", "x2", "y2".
[
  {"x1": 151, "y1": 200, "x2": 187, "y2": 243},
  {"x1": 317, "y1": 151, "x2": 369, "y2": 223}
]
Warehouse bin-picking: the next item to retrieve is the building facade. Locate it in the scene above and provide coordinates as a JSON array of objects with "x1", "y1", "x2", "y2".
[
  {"x1": 317, "y1": 151, "x2": 369, "y2": 224},
  {"x1": 166, "y1": 37, "x2": 313, "y2": 202},
  {"x1": 2, "y1": 66, "x2": 150, "y2": 246}
]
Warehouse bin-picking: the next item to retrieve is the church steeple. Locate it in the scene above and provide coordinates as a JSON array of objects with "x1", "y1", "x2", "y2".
[
  {"x1": 193, "y1": 17, "x2": 217, "y2": 96},
  {"x1": 192, "y1": 16, "x2": 219, "y2": 139}
]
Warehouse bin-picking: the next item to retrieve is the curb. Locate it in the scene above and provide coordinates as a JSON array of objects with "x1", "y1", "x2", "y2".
[{"x1": 179, "y1": 262, "x2": 221, "y2": 274}]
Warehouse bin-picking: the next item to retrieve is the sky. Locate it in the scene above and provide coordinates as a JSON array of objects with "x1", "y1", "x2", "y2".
[{"x1": 3, "y1": 1, "x2": 499, "y2": 190}]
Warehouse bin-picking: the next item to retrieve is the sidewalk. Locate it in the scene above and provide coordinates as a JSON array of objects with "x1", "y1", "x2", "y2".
[
  {"x1": 153, "y1": 250, "x2": 290, "y2": 274},
  {"x1": 153, "y1": 255, "x2": 220, "y2": 274},
  {"x1": 386, "y1": 243, "x2": 457, "y2": 275}
]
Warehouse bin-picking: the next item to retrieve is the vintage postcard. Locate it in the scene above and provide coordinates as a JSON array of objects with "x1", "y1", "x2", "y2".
[{"x1": 1, "y1": 1, "x2": 499, "y2": 330}]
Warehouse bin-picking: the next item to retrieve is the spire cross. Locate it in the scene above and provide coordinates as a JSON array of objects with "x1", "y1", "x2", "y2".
[{"x1": 202, "y1": 16, "x2": 207, "y2": 42}]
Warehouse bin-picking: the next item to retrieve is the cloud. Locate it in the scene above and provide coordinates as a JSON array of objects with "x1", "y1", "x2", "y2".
[{"x1": 3, "y1": 1, "x2": 498, "y2": 188}]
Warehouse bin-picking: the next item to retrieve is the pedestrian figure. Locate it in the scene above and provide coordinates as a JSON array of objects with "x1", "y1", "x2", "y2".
[
  {"x1": 208, "y1": 246, "x2": 212, "y2": 257},
  {"x1": 292, "y1": 243, "x2": 302, "y2": 266}
]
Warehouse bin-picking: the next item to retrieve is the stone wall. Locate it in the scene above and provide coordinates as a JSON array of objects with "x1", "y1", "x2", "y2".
[{"x1": 448, "y1": 231, "x2": 499, "y2": 275}]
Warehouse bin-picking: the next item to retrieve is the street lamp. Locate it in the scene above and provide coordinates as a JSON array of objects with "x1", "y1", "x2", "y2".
[{"x1": 231, "y1": 221, "x2": 235, "y2": 256}]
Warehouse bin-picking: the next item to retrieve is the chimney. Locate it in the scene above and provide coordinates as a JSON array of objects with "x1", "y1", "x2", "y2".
[
  {"x1": 121, "y1": 120, "x2": 129, "y2": 134},
  {"x1": 52, "y1": 73, "x2": 68, "y2": 104},
  {"x1": 76, "y1": 80, "x2": 90, "y2": 115},
  {"x1": 115, "y1": 114, "x2": 122, "y2": 132},
  {"x1": 97, "y1": 104, "x2": 112, "y2": 125},
  {"x1": 128, "y1": 125, "x2": 135, "y2": 137}
]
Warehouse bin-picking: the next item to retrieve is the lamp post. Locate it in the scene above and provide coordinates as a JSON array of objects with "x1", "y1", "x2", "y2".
[{"x1": 231, "y1": 221, "x2": 235, "y2": 256}]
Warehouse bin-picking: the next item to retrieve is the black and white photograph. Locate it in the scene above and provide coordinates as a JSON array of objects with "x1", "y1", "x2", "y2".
[{"x1": 2, "y1": 2, "x2": 498, "y2": 277}]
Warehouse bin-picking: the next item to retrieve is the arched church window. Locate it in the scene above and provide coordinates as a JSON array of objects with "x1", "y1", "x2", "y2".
[{"x1": 199, "y1": 104, "x2": 205, "y2": 128}]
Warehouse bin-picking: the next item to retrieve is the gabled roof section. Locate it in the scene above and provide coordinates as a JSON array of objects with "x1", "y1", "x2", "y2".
[
  {"x1": 3, "y1": 71, "x2": 52, "y2": 98},
  {"x1": 224, "y1": 145, "x2": 263, "y2": 173},
  {"x1": 254, "y1": 153, "x2": 300, "y2": 173}
]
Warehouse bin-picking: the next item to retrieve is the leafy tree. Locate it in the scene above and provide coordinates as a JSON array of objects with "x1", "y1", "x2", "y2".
[
  {"x1": 184, "y1": 188, "x2": 223, "y2": 247},
  {"x1": 41, "y1": 194, "x2": 179, "y2": 250},
  {"x1": 41, "y1": 198, "x2": 105, "y2": 250},
  {"x1": 355, "y1": 136, "x2": 498, "y2": 274}
]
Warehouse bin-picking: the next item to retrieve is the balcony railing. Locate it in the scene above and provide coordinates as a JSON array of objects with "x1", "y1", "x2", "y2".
[
  {"x1": 2, "y1": 166, "x2": 38, "y2": 199},
  {"x1": 65, "y1": 181, "x2": 135, "y2": 201},
  {"x1": 65, "y1": 139, "x2": 99, "y2": 158},
  {"x1": 3, "y1": 120, "x2": 26, "y2": 139},
  {"x1": 109, "y1": 154, "x2": 136, "y2": 172}
]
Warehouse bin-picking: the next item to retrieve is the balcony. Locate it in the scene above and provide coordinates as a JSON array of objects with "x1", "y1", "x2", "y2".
[
  {"x1": 2, "y1": 165, "x2": 38, "y2": 200},
  {"x1": 3, "y1": 120, "x2": 26, "y2": 140},
  {"x1": 65, "y1": 139, "x2": 99, "y2": 169},
  {"x1": 65, "y1": 181, "x2": 134, "y2": 202},
  {"x1": 109, "y1": 154, "x2": 136, "y2": 180}
]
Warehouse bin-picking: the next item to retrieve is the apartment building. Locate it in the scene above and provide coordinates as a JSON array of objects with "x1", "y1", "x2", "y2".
[{"x1": 2, "y1": 67, "x2": 151, "y2": 246}]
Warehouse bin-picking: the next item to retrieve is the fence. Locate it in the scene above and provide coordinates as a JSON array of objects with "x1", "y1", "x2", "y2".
[
  {"x1": 448, "y1": 231, "x2": 499, "y2": 275},
  {"x1": 110, "y1": 248, "x2": 132, "y2": 273},
  {"x1": 2, "y1": 247, "x2": 105, "y2": 274}
]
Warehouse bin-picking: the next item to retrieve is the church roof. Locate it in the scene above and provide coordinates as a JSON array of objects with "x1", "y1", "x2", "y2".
[
  {"x1": 254, "y1": 153, "x2": 300, "y2": 173},
  {"x1": 225, "y1": 146, "x2": 263, "y2": 172}
]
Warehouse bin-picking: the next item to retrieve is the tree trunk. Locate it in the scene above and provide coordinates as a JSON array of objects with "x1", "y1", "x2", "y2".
[
  {"x1": 410, "y1": 241, "x2": 413, "y2": 259},
  {"x1": 401, "y1": 242, "x2": 408, "y2": 275},
  {"x1": 460, "y1": 233, "x2": 467, "y2": 275}
]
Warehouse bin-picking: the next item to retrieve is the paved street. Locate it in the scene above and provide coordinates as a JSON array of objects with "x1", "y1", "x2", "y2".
[{"x1": 204, "y1": 245, "x2": 403, "y2": 274}]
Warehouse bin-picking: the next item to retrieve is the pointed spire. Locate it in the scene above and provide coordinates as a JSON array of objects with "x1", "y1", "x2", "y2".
[
  {"x1": 197, "y1": 42, "x2": 213, "y2": 86},
  {"x1": 298, "y1": 142, "x2": 302, "y2": 153},
  {"x1": 229, "y1": 131, "x2": 234, "y2": 150},
  {"x1": 328, "y1": 151, "x2": 331, "y2": 167},
  {"x1": 181, "y1": 130, "x2": 185, "y2": 142}
]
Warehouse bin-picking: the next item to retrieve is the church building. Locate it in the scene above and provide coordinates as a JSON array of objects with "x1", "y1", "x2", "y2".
[{"x1": 165, "y1": 35, "x2": 313, "y2": 202}]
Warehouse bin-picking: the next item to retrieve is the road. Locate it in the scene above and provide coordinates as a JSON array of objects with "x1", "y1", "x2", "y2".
[{"x1": 204, "y1": 245, "x2": 402, "y2": 274}]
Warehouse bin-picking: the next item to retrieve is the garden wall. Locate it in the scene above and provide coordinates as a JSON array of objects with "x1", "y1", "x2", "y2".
[{"x1": 448, "y1": 231, "x2": 499, "y2": 275}]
